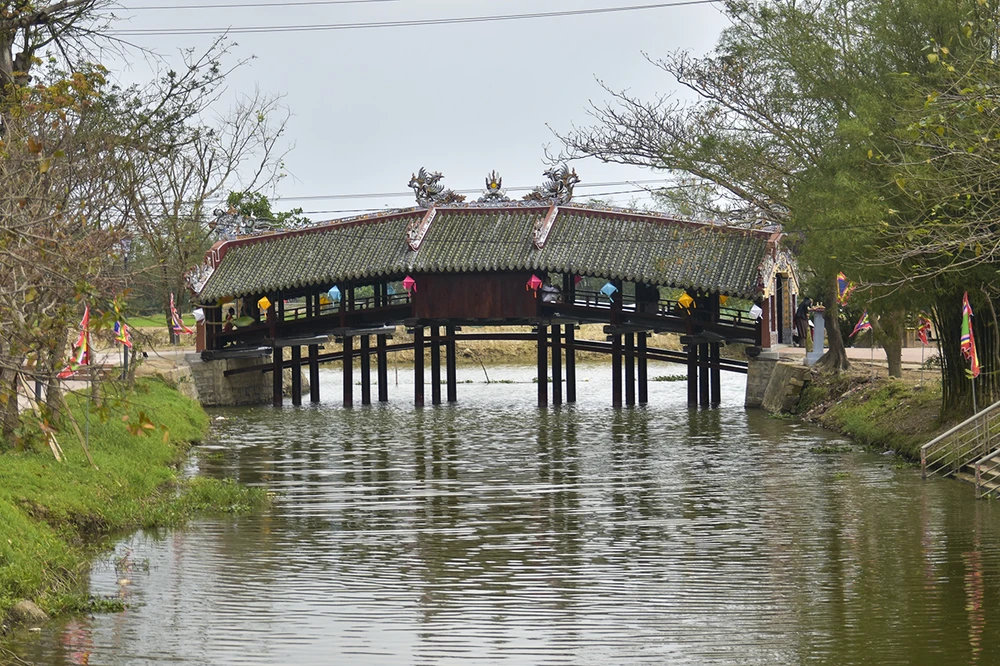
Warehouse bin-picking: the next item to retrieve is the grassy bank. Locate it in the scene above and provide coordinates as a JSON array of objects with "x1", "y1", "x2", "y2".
[
  {"x1": 0, "y1": 378, "x2": 267, "y2": 625},
  {"x1": 795, "y1": 370, "x2": 947, "y2": 460}
]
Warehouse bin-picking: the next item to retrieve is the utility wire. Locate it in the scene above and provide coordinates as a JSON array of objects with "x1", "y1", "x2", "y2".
[
  {"x1": 256, "y1": 178, "x2": 672, "y2": 203},
  {"x1": 122, "y1": 0, "x2": 400, "y2": 9},
  {"x1": 110, "y1": 1, "x2": 721, "y2": 35}
]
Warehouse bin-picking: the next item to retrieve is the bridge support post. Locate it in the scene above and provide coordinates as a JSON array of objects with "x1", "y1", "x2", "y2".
[
  {"x1": 360, "y1": 335, "x2": 371, "y2": 405},
  {"x1": 291, "y1": 345, "x2": 302, "y2": 406},
  {"x1": 273, "y1": 346, "x2": 283, "y2": 408},
  {"x1": 309, "y1": 343, "x2": 321, "y2": 403},
  {"x1": 537, "y1": 324, "x2": 548, "y2": 407},
  {"x1": 566, "y1": 325, "x2": 576, "y2": 403},
  {"x1": 711, "y1": 342, "x2": 721, "y2": 406},
  {"x1": 625, "y1": 332, "x2": 635, "y2": 407},
  {"x1": 552, "y1": 324, "x2": 562, "y2": 405},
  {"x1": 343, "y1": 336, "x2": 354, "y2": 408},
  {"x1": 430, "y1": 326, "x2": 442, "y2": 405},
  {"x1": 687, "y1": 344, "x2": 698, "y2": 406},
  {"x1": 612, "y1": 333, "x2": 623, "y2": 409},
  {"x1": 377, "y1": 334, "x2": 389, "y2": 403},
  {"x1": 699, "y1": 342, "x2": 710, "y2": 407},
  {"x1": 638, "y1": 332, "x2": 648, "y2": 405},
  {"x1": 414, "y1": 326, "x2": 425, "y2": 407},
  {"x1": 446, "y1": 325, "x2": 457, "y2": 403}
]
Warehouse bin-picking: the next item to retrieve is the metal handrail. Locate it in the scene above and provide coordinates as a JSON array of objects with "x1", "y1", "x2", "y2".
[
  {"x1": 974, "y1": 448, "x2": 1000, "y2": 499},
  {"x1": 921, "y1": 399, "x2": 1000, "y2": 479}
]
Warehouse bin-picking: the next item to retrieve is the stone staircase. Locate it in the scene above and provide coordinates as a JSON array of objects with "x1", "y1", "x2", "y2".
[{"x1": 922, "y1": 399, "x2": 1000, "y2": 499}]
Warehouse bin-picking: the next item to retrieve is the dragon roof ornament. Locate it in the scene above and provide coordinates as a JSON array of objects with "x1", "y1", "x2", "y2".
[
  {"x1": 408, "y1": 167, "x2": 466, "y2": 207},
  {"x1": 478, "y1": 170, "x2": 510, "y2": 203},
  {"x1": 522, "y1": 165, "x2": 580, "y2": 205}
]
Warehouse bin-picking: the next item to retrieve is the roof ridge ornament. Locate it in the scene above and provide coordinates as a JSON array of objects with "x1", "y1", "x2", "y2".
[
  {"x1": 408, "y1": 167, "x2": 466, "y2": 206},
  {"x1": 532, "y1": 205, "x2": 559, "y2": 249},
  {"x1": 406, "y1": 206, "x2": 437, "y2": 252},
  {"x1": 522, "y1": 165, "x2": 579, "y2": 205},
  {"x1": 478, "y1": 170, "x2": 511, "y2": 203}
]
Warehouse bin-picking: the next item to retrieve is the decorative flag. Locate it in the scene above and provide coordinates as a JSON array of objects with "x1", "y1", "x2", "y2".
[
  {"x1": 327, "y1": 286, "x2": 341, "y2": 302},
  {"x1": 837, "y1": 272, "x2": 855, "y2": 305},
  {"x1": 403, "y1": 275, "x2": 417, "y2": 293},
  {"x1": 849, "y1": 310, "x2": 871, "y2": 337},
  {"x1": 962, "y1": 292, "x2": 981, "y2": 378},
  {"x1": 58, "y1": 306, "x2": 91, "y2": 378},
  {"x1": 917, "y1": 312, "x2": 932, "y2": 347},
  {"x1": 171, "y1": 293, "x2": 194, "y2": 334},
  {"x1": 114, "y1": 321, "x2": 133, "y2": 349},
  {"x1": 677, "y1": 292, "x2": 695, "y2": 312},
  {"x1": 526, "y1": 274, "x2": 543, "y2": 297},
  {"x1": 600, "y1": 281, "x2": 618, "y2": 302}
]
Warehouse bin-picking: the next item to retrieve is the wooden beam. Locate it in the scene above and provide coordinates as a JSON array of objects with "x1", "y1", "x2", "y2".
[
  {"x1": 551, "y1": 324, "x2": 562, "y2": 406},
  {"x1": 377, "y1": 333, "x2": 389, "y2": 403},
  {"x1": 687, "y1": 344, "x2": 698, "y2": 406},
  {"x1": 565, "y1": 324, "x2": 576, "y2": 403},
  {"x1": 360, "y1": 335, "x2": 371, "y2": 406},
  {"x1": 446, "y1": 325, "x2": 457, "y2": 403},
  {"x1": 309, "y1": 343, "x2": 320, "y2": 403},
  {"x1": 430, "y1": 326, "x2": 442, "y2": 405},
  {"x1": 343, "y1": 335, "x2": 353, "y2": 408},
  {"x1": 638, "y1": 332, "x2": 648, "y2": 405},
  {"x1": 273, "y1": 346, "x2": 283, "y2": 408},
  {"x1": 291, "y1": 345, "x2": 302, "y2": 406},
  {"x1": 414, "y1": 326, "x2": 425, "y2": 407},
  {"x1": 625, "y1": 332, "x2": 635, "y2": 407},
  {"x1": 537, "y1": 325, "x2": 548, "y2": 407},
  {"x1": 699, "y1": 342, "x2": 710, "y2": 407}
]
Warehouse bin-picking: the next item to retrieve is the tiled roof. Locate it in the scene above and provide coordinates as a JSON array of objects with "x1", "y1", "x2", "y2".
[{"x1": 196, "y1": 205, "x2": 775, "y2": 303}]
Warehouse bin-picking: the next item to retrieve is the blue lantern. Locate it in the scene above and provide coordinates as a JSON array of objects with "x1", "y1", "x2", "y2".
[
  {"x1": 600, "y1": 281, "x2": 618, "y2": 302},
  {"x1": 387, "y1": 284, "x2": 395, "y2": 296},
  {"x1": 328, "y1": 285, "x2": 341, "y2": 302}
]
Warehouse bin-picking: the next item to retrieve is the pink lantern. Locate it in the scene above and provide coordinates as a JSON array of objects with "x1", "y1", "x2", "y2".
[
  {"x1": 526, "y1": 274, "x2": 543, "y2": 296},
  {"x1": 403, "y1": 275, "x2": 417, "y2": 293}
]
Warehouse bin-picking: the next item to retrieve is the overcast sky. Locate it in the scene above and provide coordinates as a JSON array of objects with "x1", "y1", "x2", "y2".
[{"x1": 106, "y1": 0, "x2": 731, "y2": 221}]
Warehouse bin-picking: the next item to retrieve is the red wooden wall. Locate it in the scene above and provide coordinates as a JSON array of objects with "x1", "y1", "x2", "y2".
[{"x1": 412, "y1": 272, "x2": 538, "y2": 320}]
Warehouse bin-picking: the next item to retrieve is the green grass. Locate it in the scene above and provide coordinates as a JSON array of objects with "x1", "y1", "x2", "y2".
[
  {"x1": 128, "y1": 313, "x2": 196, "y2": 328},
  {"x1": 0, "y1": 378, "x2": 268, "y2": 623}
]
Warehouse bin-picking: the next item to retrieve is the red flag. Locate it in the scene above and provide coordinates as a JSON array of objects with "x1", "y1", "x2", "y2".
[
  {"x1": 58, "y1": 305, "x2": 91, "y2": 378},
  {"x1": 849, "y1": 310, "x2": 871, "y2": 337},
  {"x1": 961, "y1": 292, "x2": 980, "y2": 378},
  {"x1": 171, "y1": 293, "x2": 194, "y2": 335},
  {"x1": 916, "y1": 312, "x2": 932, "y2": 347}
]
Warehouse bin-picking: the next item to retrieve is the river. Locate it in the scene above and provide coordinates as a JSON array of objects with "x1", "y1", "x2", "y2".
[{"x1": 9, "y1": 364, "x2": 1000, "y2": 665}]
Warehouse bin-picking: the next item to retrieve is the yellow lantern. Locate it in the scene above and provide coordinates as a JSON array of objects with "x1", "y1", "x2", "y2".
[
  {"x1": 257, "y1": 296, "x2": 272, "y2": 311},
  {"x1": 677, "y1": 292, "x2": 695, "y2": 311}
]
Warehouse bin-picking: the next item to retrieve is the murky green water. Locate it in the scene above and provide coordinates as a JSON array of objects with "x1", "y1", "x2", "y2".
[{"x1": 9, "y1": 364, "x2": 1000, "y2": 665}]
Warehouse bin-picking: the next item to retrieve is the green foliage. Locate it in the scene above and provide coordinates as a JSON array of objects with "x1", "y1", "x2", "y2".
[
  {"x1": 227, "y1": 191, "x2": 310, "y2": 227},
  {"x1": 0, "y1": 379, "x2": 267, "y2": 622}
]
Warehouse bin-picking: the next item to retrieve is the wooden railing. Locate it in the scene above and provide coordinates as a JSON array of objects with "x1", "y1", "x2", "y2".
[
  {"x1": 921, "y1": 399, "x2": 1000, "y2": 480},
  {"x1": 282, "y1": 292, "x2": 412, "y2": 321}
]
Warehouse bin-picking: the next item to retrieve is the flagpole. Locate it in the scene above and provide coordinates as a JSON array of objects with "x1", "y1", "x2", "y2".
[{"x1": 920, "y1": 344, "x2": 925, "y2": 388}]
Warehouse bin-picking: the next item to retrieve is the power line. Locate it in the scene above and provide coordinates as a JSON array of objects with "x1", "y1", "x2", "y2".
[
  {"x1": 262, "y1": 179, "x2": 672, "y2": 203},
  {"x1": 109, "y1": 1, "x2": 721, "y2": 36},
  {"x1": 122, "y1": 0, "x2": 400, "y2": 9}
]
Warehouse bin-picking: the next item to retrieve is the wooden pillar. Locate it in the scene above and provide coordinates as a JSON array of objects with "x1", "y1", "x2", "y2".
[
  {"x1": 687, "y1": 343, "x2": 698, "y2": 406},
  {"x1": 377, "y1": 333, "x2": 389, "y2": 403},
  {"x1": 537, "y1": 324, "x2": 548, "y2": 407},
  {"x1": 309, "y1": 343, "x2": 320, "y2": 403},
  {"x1": 625, "y1": 332, "x2": 636, "y2": 407},
  {"x1": 360, "y1": 335, "x2": 371, "y2": 405},
  {"x1": 446, "y1": 325, "x2": 457, "y2": 403},
  {"x1": 343, "y1": 335, "x2": 354, "y2": 408},
  {"x1": 638, "y1": 332, "x2": 648, "y2": 405},
  {"x1": 291, "y1": 345, "x2": 302, "y2": 406},
  {"x1": 612, "y1": 333, "x2": 623, "y2": 409},
  {"x1": 566, "y1": 324, "x2": 577, "y2": 403},
  {"x1": 430, "y1": 326, "x2": 442, "y2": 405},
  {"x1": 710, "y1": 341, "x2": 722, "y2": 406},
  {"x1": 699, "y1": 342, "x2": 710, "y2": 407},
  {"x1": 272, "y1": 346, "x2": 283, "y2": 407},
  {"x1": 551, "y1": 324, "x2": 563, "y2": 405},
  {"x1": 414, "y1": 326, "x2": 425, "y2": 407}
]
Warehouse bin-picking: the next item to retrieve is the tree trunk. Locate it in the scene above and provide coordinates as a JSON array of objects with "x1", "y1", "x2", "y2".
[
  {"x1": 44, "y1": 334, "x2": 68, "y2": 427},
  {"x1": 0, "y1": 360, "x2": 22, "y2": 444},
  {"x1": 876, "y1": 308, "x2": 905, "y2": 379},
  {"x1": 815, "y1": 276, "x2": 850, "y2": 373}
]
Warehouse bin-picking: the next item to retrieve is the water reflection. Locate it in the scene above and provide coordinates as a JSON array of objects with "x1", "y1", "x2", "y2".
[{"x1": 10, "y1": 365, "x2": 1000, "y2": 665}]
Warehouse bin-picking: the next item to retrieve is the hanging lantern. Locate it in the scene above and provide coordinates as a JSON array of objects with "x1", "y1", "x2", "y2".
[
  {"x1": 257, "y1": 295, "x2": 272, "y2": 311},
  {"x1": 403, "y1": 275, "x2": 417, "y2": 293},
  {"x1": 677, "y1": 292, "x2": 695, "y2": 312},
  {"x1": 574, "y1": 275, "x2": 583, "y2": 284},
  {"x1": 387, "y1": 284, "x2": 396, "y2": 296},
  {"x1": 600, "y1": 281, "x2": 618, "y2": 302},
  {"x1": 327, "y1": 285, "x2": 341, "y2": 302},
  {"x1": 749, "y1": 304, "x2": 763, "y2": 320},
  {"x1": 719, "y1": 295, "x2": 729, "y2": 307},
  {"x1": 526, "y1": 274, "x2": 543, "y2": 297}
]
